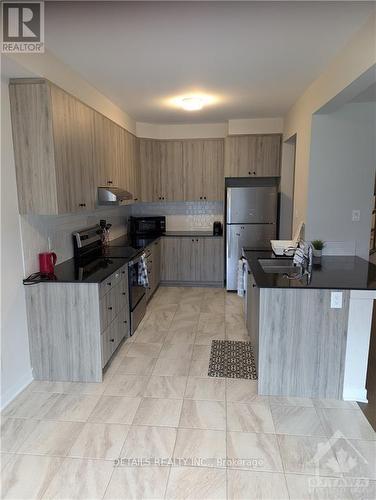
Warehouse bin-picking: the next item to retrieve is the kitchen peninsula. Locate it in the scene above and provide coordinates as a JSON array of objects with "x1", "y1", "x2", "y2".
[{"x1": 243, "y1": 249, "x2": 376, "y2": 402}]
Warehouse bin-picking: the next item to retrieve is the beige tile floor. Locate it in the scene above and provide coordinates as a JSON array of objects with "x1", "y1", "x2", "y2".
[{"x1": 1, "y1": 286, "x2": 375, "y2": 499}]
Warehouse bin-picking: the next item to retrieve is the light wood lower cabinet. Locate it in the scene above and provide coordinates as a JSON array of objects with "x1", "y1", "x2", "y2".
[
  {"x1": 25, "y1": 264, "x2": 130, "y2": 382},
  {"x1": 161, "y1": 236, "x2": 224, "y2": 285},
  {"x1": 245, "y1": 268, "x2": 260, "y2": 372}
]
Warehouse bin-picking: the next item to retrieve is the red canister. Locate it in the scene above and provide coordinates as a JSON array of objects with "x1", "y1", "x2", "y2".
[{"x1": 39, "y1": 252, "x2": 57, "y2": 275}]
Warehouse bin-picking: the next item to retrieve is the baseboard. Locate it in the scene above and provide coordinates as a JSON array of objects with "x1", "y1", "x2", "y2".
[
  {"x1": 343, "y1": 386, "x2": 368, "y2": 403},
  {"x1": 1, "y1": 370, "x2": 33, "y2": 411}
]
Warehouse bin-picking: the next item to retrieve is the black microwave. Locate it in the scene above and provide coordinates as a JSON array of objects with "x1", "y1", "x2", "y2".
[{"x1": 129, "y1": 216, "x2": 166, "y2": 237}]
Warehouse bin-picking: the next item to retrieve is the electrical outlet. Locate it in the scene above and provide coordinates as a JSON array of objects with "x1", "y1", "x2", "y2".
[
  {"x1": 352, "y1": 210, "x2": 360, "y2": 222},
  {"x1": 331, "y1": 291, "x2": 343, "y2": 309}
]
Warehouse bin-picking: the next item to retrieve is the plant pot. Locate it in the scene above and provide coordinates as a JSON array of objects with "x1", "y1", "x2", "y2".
[{"x1": 312, "y1": 248, "x2": 322, "y2": 258}]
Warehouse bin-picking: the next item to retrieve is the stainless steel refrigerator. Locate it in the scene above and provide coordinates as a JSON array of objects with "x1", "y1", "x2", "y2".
[{"x1": 226, "y1": 184, "x2": 278, "y2": 290}]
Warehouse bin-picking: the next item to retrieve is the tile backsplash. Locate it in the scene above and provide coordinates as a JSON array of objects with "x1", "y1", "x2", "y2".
[
  {"x1": 20, "y1": 201, "x2": 224, "y2": 276},
  {"x1": 132, "y1": 201, "x2": 224, "y2": 231},
  {"x1": 20, "y1": 206, "x2": 131, "y2": 276}
]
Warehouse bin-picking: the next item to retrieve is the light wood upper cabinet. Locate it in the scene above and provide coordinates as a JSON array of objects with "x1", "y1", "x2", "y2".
[
  {"x1": 182, "y1": 139, "x2": 224, "y2": 202},
  {"x1": 202, "y1": 139, "x2": 224, "y2": 201},
  {"x1": 119, "y1": 129, "x2": 140, "y2": 202},
  {"x1": 224, "y1": 134, "x2": 281, "y2": 178},
  {"x1": 10, "y1": 78, "x2": 140, "y2": 214},
  {"x1": 140, "y1": 139, "x2": 161, "y2": 202},
  {"x1": 256, "y1": 135, "x2": 281, "y2": 176},
  {"x1": 160, "y1": 141, "x2": 184, "y2": 201},
  {"x1": 9, "y1": 79, "x2": 96, "y2": 214},
  {"x1": 51, "y1": 85, "x2": 96, "y2": 212},
  {"x1": 93, "y1": 113, "x2": 121, "y2": 187}
]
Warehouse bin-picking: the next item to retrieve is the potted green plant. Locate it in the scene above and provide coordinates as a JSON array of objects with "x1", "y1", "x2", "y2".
[{"x1": 311, "y1": 240, "x2": 325, "y2": 260}]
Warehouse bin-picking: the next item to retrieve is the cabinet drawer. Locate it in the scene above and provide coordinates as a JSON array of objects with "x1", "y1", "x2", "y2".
[
  {"x1": 101, "y1": 323, "x2": 116, "y2": 368},
  {"x1": 117, "y1": 308, "x2": 129, "y2": 343},
  {"x1": 100, "y1": 284, "x2": 120, "y2": 331},
  {"x1": 99, "y1": 264, "x2": 127, "y2": 298}
]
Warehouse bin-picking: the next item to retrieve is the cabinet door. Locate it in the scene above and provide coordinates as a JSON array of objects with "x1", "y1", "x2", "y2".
[
  {"x1": 120, "y1": 130, "x2": 140, "y2": 202},
  {"x1": 183, "y1": 140, "x2": 204, "y2": 201},
  {"x1": 9, "y1": 80, "x2": 58, "y2": 214},
  {"x1": 224, "y1": 135, "x2": 257, "y2": 177},
  {"x1": 93, "y1": 113, "x2": 119, "y2": 187},
  {"x1": 161, "y1": 237, "x2": 180, "y2": 281},
  {"x1": 179, "y1": 238, "x2": 198, "y2": 282},
  {"x1": 247, "y1": 271, "x2": 259, "y2": 372},
  {"x1": 129, "y1": 134, "x2": 141, "y2": 202},
  {"x1": 140, "y1": 139, "x2": 161, "y2": 202},
  {"x1": 202, "y1": 140, "x2": 224, "y2": 201},
  {"x1": 160, "y1": 141, "x2": 183, "y2": 201},
  {"x1": 198, "y1": 237, "x2": 224, "y2": 283},
  {"x1": 255, "y1": 135, "x2": 281, "y2": 176},
  {"x1": 51, "y1": 85, "x2": 95, "y2": 213}
]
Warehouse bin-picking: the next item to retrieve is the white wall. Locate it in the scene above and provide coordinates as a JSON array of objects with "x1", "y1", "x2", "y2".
[
  {"x1": 136, "y1": 117, "x2": 283, "y2": 139},
  {"x1": 283, "y1": 13, "x2": 376, "y2": 234},
  {"x1": 1, "y1": 80, "x2": 33, "y2": 408},
  {"x1": 306, "y1": 102, "x2": 376, "y2": 258}
]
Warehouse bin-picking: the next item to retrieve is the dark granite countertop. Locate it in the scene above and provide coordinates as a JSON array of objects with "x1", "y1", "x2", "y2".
[
  {"x1": 24, "y1": 235, "x2": 161, "y2": 285},
  {"x1": 243, "y1": 248, "x2": 376, "y2": 290}
]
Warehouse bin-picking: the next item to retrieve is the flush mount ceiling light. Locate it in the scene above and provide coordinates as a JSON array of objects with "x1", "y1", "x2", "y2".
[
  {"x1": 180, "y1": 96, "x2": 204, "y2": 111},
  {"x1": 167, "y1": 93, "x2": 219, "y2": 112}
]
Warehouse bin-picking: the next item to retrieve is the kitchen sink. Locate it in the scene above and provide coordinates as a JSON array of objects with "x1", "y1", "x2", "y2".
[{"x1": 258, "y1": 258, "x2": 301, "y2": 274}]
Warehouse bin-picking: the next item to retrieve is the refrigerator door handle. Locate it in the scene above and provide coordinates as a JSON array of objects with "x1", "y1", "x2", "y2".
[
  {"x1": 227, "y1": 227, "x2": 232, "y2": 258},
  {"x1": 227, "y1": 188, "x2": 232, "y2": 222}
]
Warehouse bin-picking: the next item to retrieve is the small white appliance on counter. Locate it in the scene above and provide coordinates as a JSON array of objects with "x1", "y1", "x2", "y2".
[{"x1": 270, "y1": 221, "x2": 304, "y2": 256}]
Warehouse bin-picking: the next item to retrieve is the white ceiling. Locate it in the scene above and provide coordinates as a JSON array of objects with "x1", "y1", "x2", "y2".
[{"x1": 45, "y1": 1, "x2": 374, "y2": 124}]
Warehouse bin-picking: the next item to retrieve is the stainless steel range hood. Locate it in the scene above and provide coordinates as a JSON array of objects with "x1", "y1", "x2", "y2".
[{"x1": 97, "y1": 186, "x2": 133, "y2": 205}]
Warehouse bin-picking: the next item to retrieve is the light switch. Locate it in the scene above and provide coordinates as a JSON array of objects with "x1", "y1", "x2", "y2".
[{"x1": 331, "y1": 292, "x2": 343, "y2": 309}]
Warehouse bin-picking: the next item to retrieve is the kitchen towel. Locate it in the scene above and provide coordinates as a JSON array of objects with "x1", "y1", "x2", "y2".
[
  {"x1": 138, "y1": 253, "x2": 149, "y2": 288},
  {"x1": 237, "y1": 258, "x2": 246, "y2": 297}
]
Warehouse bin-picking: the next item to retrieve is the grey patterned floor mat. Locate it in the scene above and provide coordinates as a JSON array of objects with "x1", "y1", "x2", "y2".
[{"x1": 208, "y1": 340, "x2": 257, "y2": 379}]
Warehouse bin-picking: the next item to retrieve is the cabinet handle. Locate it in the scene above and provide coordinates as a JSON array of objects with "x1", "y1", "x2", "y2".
[
  {"x1": 200, "y1": 196, "x2": 202, "y2": 200},
  {"x1": 252, "y1": 284, "x2": 256, "y2": 288},
  {"x1": 122, "y1": 292, "x2": 126, "y2": 296},
  {"x1": 253, "y1": 171, "x2": 256, "y2": 175},
  {"x1": 107, "y1": 282, "x2": 111, "y2": 286},
  {"x1": 204, "y1": 196, "x2": 207, "y2": 200},
  {"x1": 248, "y1": 271, "x2": 251, "y2": 275},
  {"x1": 79, "y1": 203, "x2": 86, "y2": 207},
  {"x1": 108, "y1": 306, "x2": 113, "y2": 310},
  {"x1": 134, "y1": 198, "x2": 138, "y2": 201},
  {"x1": 107, "y1": 180, "x2": 113, "y2": 184},
  {"x1": 124, "y1": 320, "x2": 127, "y2": 324},
  {"x1": 248, "y1": 171, "x2": 251, "y2": 175},
  {"x1": 110, "y1": 338, "x2": 115, "y2": 342}
]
